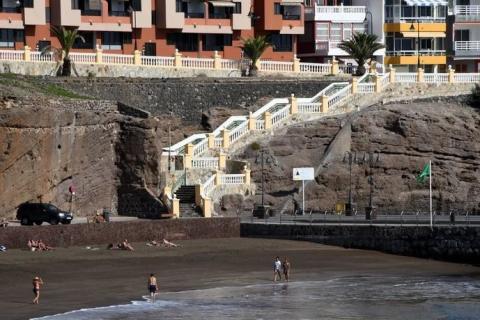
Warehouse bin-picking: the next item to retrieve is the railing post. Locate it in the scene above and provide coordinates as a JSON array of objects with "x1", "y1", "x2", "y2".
[
  {"x1": 174, "y1": 49, "x2": 182, "y2": 68},
  {"x1": 215, "y1": 169, "x2": 222, "y2": 186},
  {"x1": 219, "y1": 152, "x2": 227, "y2": 170},
  {"x1": 202, "y1": 197, "x2": 213, "y2": 218},
  {"x1": 374, "y1": 74, "x2": 382, "y2": 93},
  {"x1": 134, "y1": 50, "x2": 141, "y2": 65},
  {"x1": 248, "y1": 111, "x2": 256, "y2": 130},
  {"x1": 172, "y1": 194, "x2": 180, "y2": 218},
  {"x1": 222, "y1": 129, "x2": 230, "y2": 149},
  {"x1": 292, "y1": 54, "x2": 300, "y2": 73},
  {"x1": 389, "y1": 64, "x2": 396, "y2": 83},
  {"x1": 289, "y1": 93, "x2": 298, "y2": 114},
  {"x1": 417, "y1": 67, "x2": 424, "y2": 83},
  {"x1": 95, "y1": 46, "x2": 103, "y2": 64},
  {"x1": 351, "y1": 77, "x2": 358, "y2": 94},
  {"x1": 320, "y1": 95, "x2": 329, "y2": 113},
  {"x1": 208, "y1": 133, "x2": 215, "y2": 149},
  {"x1": 448, "y1": 67, "x2": 455, "y2": 83},
  {"x1": 213, "y1": 50, "x2": 221, "y2": 69},
  {"x1": 184, "y1": 143, "x2": 193, "y2": 169},
  {"x1": 369, "y1": 61, "x2": 377, "y2": 74},
  {"x1": 255, "y1": 59, "x2": 261, "y2": 71},
  {"x1": 331, "y1": 57, "x2": 339, "y2": 75},
  {"x1": 264, "y1": 112, "x2": 272, "y2": 129},
  {"x1": 163, "y1": 186, "x2": 172, "y2": 198},
  {"x1": 23, "y1": 45, "x2": 31, "y2": 61},
  {"x1": 243, "y1": 165, "x2": 251, "y2": 185},
  {"x1": 195, "y1": 184, "x2": 203, "y2": 206}
]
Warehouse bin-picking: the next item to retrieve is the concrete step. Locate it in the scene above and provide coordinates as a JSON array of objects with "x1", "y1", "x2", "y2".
[{"x1": 179, "y1": 203, "x2": 201, "y2": 218}]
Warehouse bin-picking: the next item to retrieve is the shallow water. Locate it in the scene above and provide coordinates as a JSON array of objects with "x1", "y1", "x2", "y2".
[{"x1": 34, "y1": 275, "x2": 480, "y2": 320}]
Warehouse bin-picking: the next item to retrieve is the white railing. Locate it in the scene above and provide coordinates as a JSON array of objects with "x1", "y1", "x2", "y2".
[
  {"x1": 229, "y1": 121, "x2": 249, "y2": 144},
  {"x1": 202, "y1": 174, "x2": 216, "y2": 196},
  {"x1": 328, "y1": 84, "x2": 351, "y2": 108},
  {"x1": 316, "y1": 5, "x2": 366, "y2": 15},
  {"x1": 163, "y1": 133, "x2": 207, "y2": 155},
  {"x1": 221, "y1": 174, "x2": 245, "y2": 185},
  {"x1": 357, "y1": 83, "x2": 375, "y2": 94},
  {"x1": 299, "y1": 62, "x2": 331, "y2": 74},
  {"x1": 256, "y1": 120, "x2": 265, "y2": 130},
  {"x1": 271, "y1": 105, "x2": 290, "y2": 127},
  {"x1": 0, "y1": 50, "x2": 23, "y2": 61},
  {"x1": 214, "y1": 137, "x2": 223, "y2": 148},
  {"x1": 103, "y1": 53, "x2": 134, "y2": 65},
  {"x1": 31, "y1": 51, "x2": 54, "y2": 62},
  {"x1": 455, "y1": 5, "x2": 480, "y2": 16},
  {"x1": 260, "y1": 60, "x2": 294, "y2": 73},
  {"x1": 454, "y1": 73, "x2": 480, "y2": 83},
  {"x1": 182, "y1": 57, "x2": 214, "y2": 69},
  {"x1": 298, "y1": 102, "x2": 321, "y2": 113},
  {"x1": 381, "y1": 73, "x2": 390, "y2": 87},
  {"x1": 396, "y1": 73, "x2": 418, "y2": 83},
  {"x1": 192, "y1": 157, "x2": 219, "y2": 169},
  {"x1": 221, "y1": 59, "x2": 239, "y2": 70},
  {"x1": 424, "y1": 73, "x2": 448, "y2": 83},
  {"x1": 455, "y1": 41, "x2": 480, "y2": 51},
  {"x1": 141, "y1": 56, "x2": 175, "y2": 67},
  {"x1": 193, "y1": 139, "x2": 208, "y2": 157},
  {"x1": 339, "y1": 64, "x2": 357, "y2": 74}
]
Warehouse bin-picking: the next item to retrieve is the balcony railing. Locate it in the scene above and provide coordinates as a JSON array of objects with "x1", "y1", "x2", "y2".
[
  {"x1": 316, "y1": 6, "x2": 365, "y2": 14},
  {"x1": 313, "y1": 5, "x2": 366, "y2": 22},
  {"x1": 385, "y1": 50, "x2": 446, "y2": 56},
  {"x1": 454, "y1": 41, "x2": 480, "y2": 55},
  {"x1": 455, "y1": 5, "x2": 480, "y2": 17}
]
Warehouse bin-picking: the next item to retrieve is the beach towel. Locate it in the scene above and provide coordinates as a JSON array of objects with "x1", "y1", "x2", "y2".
[{"x1": 0, "y1": 244, "x2": 7, "y2": 252}]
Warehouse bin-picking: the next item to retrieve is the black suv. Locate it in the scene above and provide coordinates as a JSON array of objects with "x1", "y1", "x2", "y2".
[{"x1": 16, "y1": 203, "x2": 73, "y2": 226}]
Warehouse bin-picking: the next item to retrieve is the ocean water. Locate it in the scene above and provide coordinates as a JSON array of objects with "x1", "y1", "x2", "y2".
[{"x1": 34, "y1": 275, "x2": 480, "y2": 320}]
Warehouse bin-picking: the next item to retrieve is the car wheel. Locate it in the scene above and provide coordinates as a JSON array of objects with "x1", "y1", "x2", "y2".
[
  {"x1": 21, "y1": 217, "x2": 31, "y2": 226},
  {"x1": 49, "y1": 218, "x2": 59, "y2": 225},
  {"x1": 34, "y1": 221, "x2": 42, "y2": 226},
  {"x1": 61, "y1": 220, "x2": 71, "y2": 225}
]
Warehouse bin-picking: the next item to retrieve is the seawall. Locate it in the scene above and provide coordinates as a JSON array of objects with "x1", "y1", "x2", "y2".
[
  {"x1": 241, "y1": 223, "x2": 480, "y2": 264},
  {"x1": 0, "y1": 218, "x2": 240, "y2": 249}
]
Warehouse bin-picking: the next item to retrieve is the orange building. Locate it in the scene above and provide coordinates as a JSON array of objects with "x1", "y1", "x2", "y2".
[{"x1": 0, "y1": 0, "x2": 303, "y2": 61}]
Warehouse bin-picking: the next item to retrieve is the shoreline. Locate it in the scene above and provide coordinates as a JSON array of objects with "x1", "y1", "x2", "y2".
[{"x1": 1, "y1": 238, "x2": 479, "y2": 320}]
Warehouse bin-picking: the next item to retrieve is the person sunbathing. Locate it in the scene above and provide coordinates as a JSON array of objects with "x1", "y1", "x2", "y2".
[
  {"x1": 162, "y1": 239, "x2": 179, "y2": 248},
  {"x1": 122, "y1": 239, "x2": 134, "y2": 251}
]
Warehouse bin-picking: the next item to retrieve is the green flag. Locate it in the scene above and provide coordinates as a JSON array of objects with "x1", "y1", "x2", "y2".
[{"x1": 416, "y1": 163, "x2": 430, "y2": 183}]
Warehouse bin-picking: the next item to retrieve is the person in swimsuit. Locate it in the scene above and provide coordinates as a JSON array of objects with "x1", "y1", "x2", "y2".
[
  {"x1": 273, "y1": 256, "x2": 282, "y2": 282},
  {"x1": 148, "y1": 273, "x2": 158, "y2": 302},
  {"x1": 283, "y1": 257, "x2": 291, "y2": 282},
  {"x1": 32, "y1": 276, "x2": 44, "y2": 304}
]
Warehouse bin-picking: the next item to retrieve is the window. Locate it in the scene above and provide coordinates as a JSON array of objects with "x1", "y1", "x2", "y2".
[
  {"x1": 73, "y1": 31, "x2": 95, "y2": 49},
  {"x1": 234, "y1": 2, "x2": 241, "y2": 14},
  {"x1": 151, "y1": 10, "x2": 156, "y2": 25},
  {"x1": 208, "y1": 4, "x2": 234, "y2": 19},
  {"x1": 176, "y1": 0, "x2": 183, "y2": 12},
  {"x1": 269, "y1": 34, "x2": 292, "y2": 52},
  {"x1": 203, "y1": 34, "x2": 232, "y2": 51},
  {"x1": 23, "y1": 0, "x2": 34, "y2": 8},
  {"x1": 274, "y1": 3, "x2": 281, "y2": 15},
  {"x1": 131, "y1": 0, "x2": 141, "y2": 11},
  {"x1": 455, "y1": 29, "x2": 469, "y2": 42},
  {"x1": 123, "y1": 32, "x2": 132, "y2": 44},
  {"x1": 166, "y1": 33, "x2": 198, "y2": 51},
  {"x1": 315, "y1": 23, "x2": 329, "y2": 42},
  {"x1": 15, "y1": 29, "x2": 23, "y2": 42},
  {"x1": 38, "y1": 40, "x2": 51, "y2": 52},
  {"x1": 0, "y1": 29, "x2": 14, "y2": 48},
  {"x1": 45, "y1": 7, "x2": 51, "y2": 22},
  {"x1": 102, "y1": 32, "x2": 124, "y2": 50}
]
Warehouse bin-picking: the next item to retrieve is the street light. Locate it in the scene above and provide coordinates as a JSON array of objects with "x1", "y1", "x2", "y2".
[
  {"x1": 410, "y1": 21, "x2": 420, "y2": 70},
  {"x1": 364, "y1": 10, "x2": 373, "y2": 35},
  {"x1": 365, "y1": 152, "x2": 380, "y2": 220}
]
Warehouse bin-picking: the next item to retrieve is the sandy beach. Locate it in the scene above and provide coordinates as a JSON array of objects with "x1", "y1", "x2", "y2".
[{"x1": 1, "y1": 238, "x2": 479, "y2": 320}]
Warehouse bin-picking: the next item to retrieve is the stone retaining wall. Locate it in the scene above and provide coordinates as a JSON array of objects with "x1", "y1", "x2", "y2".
[
  {"x1": 0, "y1": 218, "x2": 240, "y2": 249},
  {"x1": 241, "y1": 224, "x2": 480, "y2": 264}
]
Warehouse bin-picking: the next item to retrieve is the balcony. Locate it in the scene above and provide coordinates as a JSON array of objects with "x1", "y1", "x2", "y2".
[
  {"x1": 454, "y1": 41, "x2": 480, "y2": 57},
  {"x1": 454, "y1": 5, "x2": 480, "y2": 22},
  {"x1": 308, "y1": 6, "x2": 366, "y2": 23},
  {"x1": 315, "y1": 41, "x2": 347, "y2": 56},
  {"x1": 385, "y1": 50, "x2": 446, "y2": 65}
]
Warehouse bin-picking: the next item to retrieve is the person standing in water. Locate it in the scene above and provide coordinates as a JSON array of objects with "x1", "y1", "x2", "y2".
[
  {"x1": 273, "y1": 257, "x2": 282, "y2": 282},
  {"x1": 148, "y1": 273, "x2": 158, "y2": 302},
  {"x1": 32, "y1": 276, "x2": 44, "y2": 304},
  {"x1": 283, "y1": 257, "x2": 291, "y2": 282}
]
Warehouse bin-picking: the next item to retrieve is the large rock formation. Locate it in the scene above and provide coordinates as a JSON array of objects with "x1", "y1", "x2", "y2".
[{"x1": 236, "y1": 97, "x2": 480, "y2": 214}]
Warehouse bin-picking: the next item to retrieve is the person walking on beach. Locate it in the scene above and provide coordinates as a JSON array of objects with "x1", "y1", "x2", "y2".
[
  {"x1": 283, "y1": 257, "x2": 291, "y2": 282},
  {"x1": 32, "y1": 276, "x2": 44, "y2": 304},
  {"x1": 273, "y1": 256, "x2": 282, "y2": 282},
  {"x1": 148, "y1": 273, "x2": 158, "y2": 302}
]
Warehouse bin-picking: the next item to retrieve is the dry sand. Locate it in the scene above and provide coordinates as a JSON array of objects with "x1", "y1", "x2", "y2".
[{"x1": 0, "y1": 238, "x2": 479, "y2": 320}]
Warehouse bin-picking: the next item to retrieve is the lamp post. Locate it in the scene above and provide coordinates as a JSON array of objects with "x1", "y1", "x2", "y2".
[
  {"x1": 343, "y1": 151, "x2": 356, "y2": 216},
  {"x1": 410, "y1": 21, "x2": 420, "y2": 70},
  {"x1": 365, "y1": 152, "x2": 379, "y2": 220},
  {"x1": 364, "y1": 10, "x2": 373, "y2": 35}
]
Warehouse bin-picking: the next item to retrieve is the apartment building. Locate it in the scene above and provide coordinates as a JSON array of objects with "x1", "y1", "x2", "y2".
[
  {"x1": 0, "y1": 0, "x2": 303, "y2": 60},
  {"x1": 384, "y1": 0, "x2": 449, "y2": 73},
  {"x1": 447, "y1": 0, "x2": 480, "y2": 72},
  {"x1": 298, "y1": 0, "x2": 384, "y2": 64}
]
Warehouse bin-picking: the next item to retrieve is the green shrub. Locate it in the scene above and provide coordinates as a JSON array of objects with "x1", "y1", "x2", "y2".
[{"x1": 250, "y1": 142, "x2": 261, "y2": 151}]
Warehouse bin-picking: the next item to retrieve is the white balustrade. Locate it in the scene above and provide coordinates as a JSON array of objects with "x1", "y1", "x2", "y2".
[
  {"x1": 298, "y1": 103, "x2": 321, "y2": 113},
  {"x1": 455, "y1": 5, "x2": 480, "y2": 16},
  {"x1": 162, "y1": 133, "x2": 207, "y2": 156},
  {"x1": 214, "y1": 137, "x2": 223, "y2": 148},
  {"x1": 141, "y1": 56, "x2": 175, "y2": 67},
  {"x1": 229, "y1": 121, "x2": 249, "y2": 144},
  {"x1": 256, "y1": 120, "x2": 265, "y2": 130},
  {"x1": 182, "y1": 57, "x2": 214, "y2": 69},
  {"x1": 221, "y1": 59, "x2": 239, "y2": 70},
  {"x1": 70, "y1": 52, "x2": 96, "y2": 64},
  {"x1": 381, "y1": 73, "x2": 390, "y2": 87},
  {"x1": 316, "y1": 5, "x2": 366, "y2": 14},
  {"x1": 103, "y1": 53, "x2": 134, "y2": 65},
  {"x1": 192, "y1": 157, "x2": 219, "y2": 169},
  {"x1": 271, "y1": 105, "x2": 290, "y2": 127},
  {"x1": 396, "y1": 73, "x2": 418, "y2": 83},
  {"x1": 299, "y1": 62, "x2": 331, "y2": 74},
  {"x1": 221, "y1": 174, "x2": 245, "y2": 185},
  {"x1": 31, "y1": 51, "x2": 54, "y2": 62},
  {"x1": 424, "y1": 73, "x2": 448, "y2": 83},
  {"x1": 328, "y1": 84, "x2": 352, "y2": 108},
  {"x1": 357, "y1": 83, "x2": 375, "y2": 93},
  {"x1": 260, "y1": 60, "x2": 294, "y2": 72},
  {"x1": 339, "y1": 65, "x2": 356, "y2": 74},
  {"x1": 454, "y1": 73, "x2": 480, "y2": 83},
  {"x1": 202, "y1": 174, "x2": 216, "y2": 196},
  {"x1": 0, "y1": 50, "x2": 24, "y2": 61},
  {"x1": 193, "y1": 139, "x2": 208, "y2": 157}
]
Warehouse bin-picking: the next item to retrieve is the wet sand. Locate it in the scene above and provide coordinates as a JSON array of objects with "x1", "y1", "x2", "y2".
[{"x1": 1, "y1": 238, "x2": 479, "y2": 320}]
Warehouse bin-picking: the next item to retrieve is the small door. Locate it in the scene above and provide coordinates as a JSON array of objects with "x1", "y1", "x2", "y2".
[{"x1": 144, "y1": 43, "x2": 156, "y2": 56}]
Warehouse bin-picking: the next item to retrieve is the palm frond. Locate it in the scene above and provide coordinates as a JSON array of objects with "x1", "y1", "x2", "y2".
[
  {"x1": 338, "y1": 33, "x2": 385, "y2": 74},
  {"x1": 240, "y1": 36, "x2": 271, "y2": 68}
]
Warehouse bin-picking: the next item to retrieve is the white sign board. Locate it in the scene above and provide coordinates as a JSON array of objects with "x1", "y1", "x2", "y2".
[{"x1": 292, "y1": 167, "x2": 314, "y2": 181}]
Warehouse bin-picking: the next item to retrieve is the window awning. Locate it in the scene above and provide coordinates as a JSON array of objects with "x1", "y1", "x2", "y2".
[
  {"x1": 209, "y1": 1, "x2": 236, "y2": 7},
  {"x1": 403, "y1": 0, "x2": 447, "y2": 6},
  {"x1": 281, "y1": 0, "x2": 303, "y2": 5},
  {"x1": 401, "y1": 31, "x2": 446, "y2": 38}
]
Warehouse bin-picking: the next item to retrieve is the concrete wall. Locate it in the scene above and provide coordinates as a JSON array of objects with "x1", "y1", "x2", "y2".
[
  {"x1": 241, "y1": 224, "x2": 480, "y2": 264},
  {"x1": 0, "y1": 217, "x2": 240, "y2": 249}
]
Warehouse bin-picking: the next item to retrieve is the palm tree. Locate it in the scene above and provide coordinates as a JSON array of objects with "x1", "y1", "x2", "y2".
[
  {"x1": 337, "y1": 33, "x2": 385, "y2": 76},
  {"x1": 44, "y1": 26, "x2": 84, "y2": 76},
  {"x1": 240, "y1": 36, "x2": 271, "y2": 77}
]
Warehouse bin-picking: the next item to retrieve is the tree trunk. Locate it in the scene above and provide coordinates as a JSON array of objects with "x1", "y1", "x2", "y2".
[
  {"x1": 61, "y1": 57, "x2": 71, "y2": 77},
  {"x1": 355, "y1": 64, "x2": 366, "y2": 76},
  {"x1": 249, "y1": 64, "x2": 258, "y2": 77}
]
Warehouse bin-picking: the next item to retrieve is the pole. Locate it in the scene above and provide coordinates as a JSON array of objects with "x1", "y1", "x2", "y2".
[
  {"x1": 168, "y1": 126, "x2": 171, "y2": 172},
  {"x1": 429, "y1": 159, "x2": 432, "y2": 229},
  {"x1": 417, "y1": 20, "x2": 420, "y2": 70},
  {"x1": 261, "y1": 150, "x2": 264, "y2": 207},
  {"x1": 302, "y1": 179, "x2": 305, "y2": 215},
  {"x1": 348, "y1": 153, "x2": 353, "y2": 215}
]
